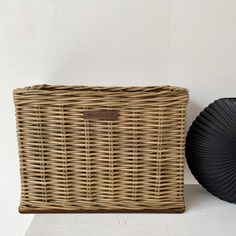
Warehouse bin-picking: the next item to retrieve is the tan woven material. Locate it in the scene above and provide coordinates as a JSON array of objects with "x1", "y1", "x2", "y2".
[{"x1": 13, "y1": 85, "x2": 188, "y2": 213}]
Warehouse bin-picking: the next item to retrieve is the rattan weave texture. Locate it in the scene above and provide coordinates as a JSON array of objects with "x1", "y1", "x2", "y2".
[{"x1": 14, "y1": 85, "x2": 188, "y2": 213}]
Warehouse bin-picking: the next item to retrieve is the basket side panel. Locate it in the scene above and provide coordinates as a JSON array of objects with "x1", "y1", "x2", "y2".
[{"x1": 14, "y1": 87, "x2": 188, "y2": 213}]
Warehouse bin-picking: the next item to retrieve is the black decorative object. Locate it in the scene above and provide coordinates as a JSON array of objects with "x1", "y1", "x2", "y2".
[{"x1": 186, "y1": 98, "x2": 236, "y2": 203}]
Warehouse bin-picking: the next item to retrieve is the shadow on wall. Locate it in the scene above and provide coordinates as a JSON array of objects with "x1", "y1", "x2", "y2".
[
  {"x1": 186, "y1": 99, "x2": 203, "y2": 132},
  {"x1": 184, "y1": 99, "x2": 203, "y2": 184},
  {"x1": 46, "y1": 50, "x2": 96, "y2": 86},
  {"x1": 45, "y1": 43, "x2": 169, "y2": 87}
]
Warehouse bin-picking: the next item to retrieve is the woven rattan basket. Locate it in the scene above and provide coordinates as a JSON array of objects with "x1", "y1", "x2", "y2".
[{"x1": 14, "y1": 85, "x2": 188, "y2": 213}]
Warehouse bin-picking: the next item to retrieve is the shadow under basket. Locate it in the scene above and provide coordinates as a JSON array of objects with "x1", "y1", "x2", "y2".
[{"x1": 13, "y1": 85, "x2": 188, "y2": 213}]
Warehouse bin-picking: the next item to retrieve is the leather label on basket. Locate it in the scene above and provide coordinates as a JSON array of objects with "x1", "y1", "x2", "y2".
[{"x1": 83, "y1": 110, "x2": 119, "y2": 120}]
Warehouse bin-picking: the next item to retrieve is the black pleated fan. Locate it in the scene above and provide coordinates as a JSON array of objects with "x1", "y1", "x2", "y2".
[{"x1": 186, "y1": 98, "x2": 236, "y2": 203}]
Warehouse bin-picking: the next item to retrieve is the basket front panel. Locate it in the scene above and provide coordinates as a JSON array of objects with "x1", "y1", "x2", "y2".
[{"x1": 14, "y1": 86, "x2": 188, "y2": 212}]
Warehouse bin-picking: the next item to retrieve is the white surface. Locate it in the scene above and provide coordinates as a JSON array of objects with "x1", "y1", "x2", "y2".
[
  {"x1": 1, "y1": 1, "x2": 236, "y2": 235},
  {"x1": 25, "y1": 185, "x2": 236, "y2": 236}
]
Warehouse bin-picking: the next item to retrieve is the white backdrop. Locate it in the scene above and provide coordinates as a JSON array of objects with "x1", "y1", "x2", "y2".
[{"x1": 1, "y1": 1, "x2": 236, "y2": 235}]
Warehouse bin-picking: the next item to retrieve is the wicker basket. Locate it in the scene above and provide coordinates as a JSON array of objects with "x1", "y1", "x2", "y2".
[{"x1": 13, "y1": 85, "x2": 188, "y2": 213}]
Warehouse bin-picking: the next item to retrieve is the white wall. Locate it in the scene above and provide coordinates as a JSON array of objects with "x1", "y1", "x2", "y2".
[{"x1": 1, "y1": 0, "x2": 236, "y2": 235}]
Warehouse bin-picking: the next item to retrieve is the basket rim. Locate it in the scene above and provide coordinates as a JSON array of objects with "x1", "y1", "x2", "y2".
[{"x1": 13, "y1": 84, "x2": 189, "y2": 94}]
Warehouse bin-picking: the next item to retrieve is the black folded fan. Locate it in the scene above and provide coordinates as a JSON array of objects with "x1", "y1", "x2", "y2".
[{"x1": 186, "y1": 98, "x2": 236, "y2": 203}]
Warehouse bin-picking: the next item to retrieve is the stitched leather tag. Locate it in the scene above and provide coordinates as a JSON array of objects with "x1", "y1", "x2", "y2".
[{"x1": 83, "y1": 110, "x2": 119, "y2": 120}]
